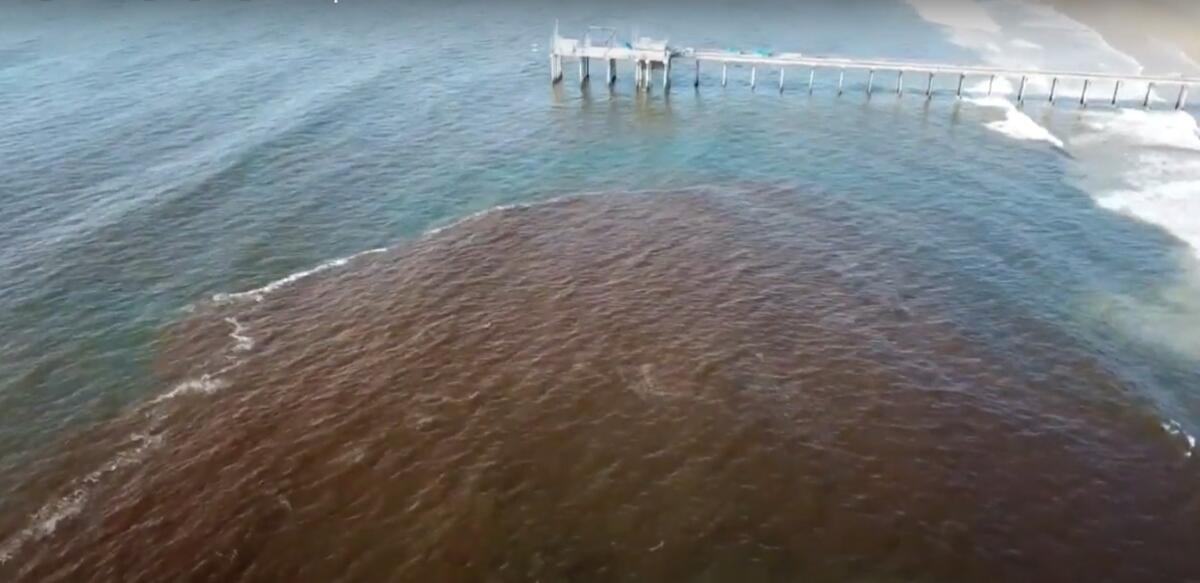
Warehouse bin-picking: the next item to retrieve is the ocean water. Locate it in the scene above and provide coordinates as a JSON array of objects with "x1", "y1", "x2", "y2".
[{"x1": 2, "y1": 0, "x2": 1199, "y2": 580}]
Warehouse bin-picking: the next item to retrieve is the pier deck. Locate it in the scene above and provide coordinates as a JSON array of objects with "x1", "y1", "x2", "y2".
[{"x1": 550, "y1": 28, "x2": 1199, "y2": 110}]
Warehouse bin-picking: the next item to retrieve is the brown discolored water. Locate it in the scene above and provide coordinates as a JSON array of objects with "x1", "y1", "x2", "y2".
[{"x1": 3, "y1": 189, "x2": 1199, "y2": 582}]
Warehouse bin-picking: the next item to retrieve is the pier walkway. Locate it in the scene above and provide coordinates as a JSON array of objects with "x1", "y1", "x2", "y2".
[{"x1": 550, "y1": 27, "x2": 1199, "y2": 110}]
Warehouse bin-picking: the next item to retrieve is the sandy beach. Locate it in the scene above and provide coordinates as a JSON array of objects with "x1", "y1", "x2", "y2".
[{"x1": 1044, "y1": 0, "x2": 1200, "y2": 74}]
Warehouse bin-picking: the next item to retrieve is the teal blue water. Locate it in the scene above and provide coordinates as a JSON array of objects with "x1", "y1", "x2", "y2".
[{"x1": 1, "y1": 0, "x2": 1197, "y2": 527}]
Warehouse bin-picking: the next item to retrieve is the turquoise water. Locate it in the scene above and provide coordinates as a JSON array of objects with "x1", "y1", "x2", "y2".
[{"x1": 2, "y1": 0, "x2": 1198, "y2": 544}]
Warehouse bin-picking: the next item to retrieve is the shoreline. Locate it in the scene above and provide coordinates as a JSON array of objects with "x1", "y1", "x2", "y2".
[{"x1": 1040, "y1": 0, "x2": 1200, "y2": 76}]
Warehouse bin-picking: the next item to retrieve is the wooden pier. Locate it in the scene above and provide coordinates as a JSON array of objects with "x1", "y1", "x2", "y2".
[{"x1": 550, "y1": 27, "x2": 1198, "y2": 110}]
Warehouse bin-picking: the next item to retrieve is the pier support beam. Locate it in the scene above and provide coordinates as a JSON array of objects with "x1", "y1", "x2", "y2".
[{"x1": 549, "y1": 30, "x2": 1197, "y2": 111}]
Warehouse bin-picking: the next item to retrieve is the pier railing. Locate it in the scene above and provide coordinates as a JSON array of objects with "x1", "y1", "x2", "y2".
[{"x1": 550, "y1": 29, "x2": 1198, "y2": 110}]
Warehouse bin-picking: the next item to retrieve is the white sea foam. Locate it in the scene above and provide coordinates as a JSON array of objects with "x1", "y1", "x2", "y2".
[
  {"x1": 1, "y1": 305, "x2": 260, "y2": 561},
  {"x1": 151, "y1": 375, "x2": 229, "y2": 405},
  {"x1": 0, "y1": 432, "x2": 163, "y2": 565},
  {"x1": 1162, "y1": 419, "x2": 1197, "y2": 457},
  {"x1": 1072, "y1": 109, "x2": 1200, "y2": 261},
  {"x1": 212, "y1": 247, "x2": 388, "y2": 304},
  {"x1": 905, "y1": 0, "x2": 1067, "y2": 148},
  {"x1": 1058, "y1": 107, "x2": 1200, "y2": 358},
  {"x1": 1079, "y1": 108, "x2": 1200, "y2": 151},
  {"x1": 1098, "y1": 179, "x2": 1200, "y2": 260},
  {"x1": 225, "y1": 317, "x2": 254, "y2": 352},
  {"x1": 423, "y1": 203, "x2": 522, "y2": 237},
  {"x1": 913, "y1": 0, "x2": 1200, "y2": 447},
  {"x1": 7, "y1": 202, "x2": 563, "y2": 562},
  {"x1": 966, "y1": 96, "x2": 1065, "y2": 148},
  {"x1": 0, "y1": 488, "x2": 87, "y2": 565},
  {"x1": 210, "y1": 203, "x2": 547, "y2": 310},
  {"x1": 911, "y1": 0, "x2": 1200, "y2": 262},
  {"x1": 210, "y1": 198, "x2": 578, "y2": 307}
]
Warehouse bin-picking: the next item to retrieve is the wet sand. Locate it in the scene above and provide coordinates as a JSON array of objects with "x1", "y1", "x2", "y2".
[
  {"x1": 1045, "y1": 0, "x2": 1200, "y2": 73},
  {"x1": 3, "y1": 189, "x2": 1198, "y2": 582}
]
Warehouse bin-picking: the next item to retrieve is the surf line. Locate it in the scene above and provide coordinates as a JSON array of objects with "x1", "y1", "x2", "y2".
[
  {"x1": 0, "y1": 310, "x2": 271, "y2": 564},
  {"x1": 212, "y1": 247, "x2": 388, "y2": 304}
]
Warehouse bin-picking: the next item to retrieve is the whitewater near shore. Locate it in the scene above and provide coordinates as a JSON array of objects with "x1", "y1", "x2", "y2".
[{"x1": 908, "y1": 0, "x2": 1200, "y2": 365}]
